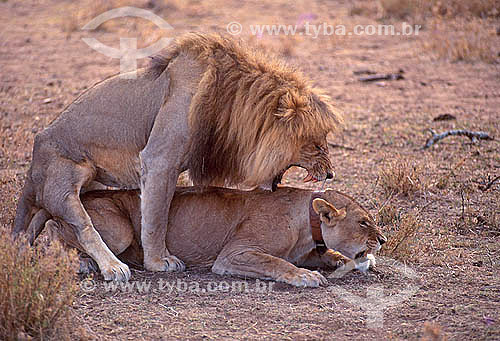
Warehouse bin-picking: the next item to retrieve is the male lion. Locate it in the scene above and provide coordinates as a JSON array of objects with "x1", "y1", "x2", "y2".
[
  {"x1": 28, "y1": 187, "x2": 386, "y2": 287},
  {"x1": 13, "y1": 33, "x2": 343, "y2": 281}
]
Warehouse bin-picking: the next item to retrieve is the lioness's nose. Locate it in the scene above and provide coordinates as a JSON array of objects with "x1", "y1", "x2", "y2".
[
  {"x1": 326, "y1": 171, "x2": 334, "y2": 179},
  {"x1": 377, "y1": 236, "x2": 387, "y2": 245}
]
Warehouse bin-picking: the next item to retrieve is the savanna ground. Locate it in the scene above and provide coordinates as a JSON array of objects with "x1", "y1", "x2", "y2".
[{"x1": 1, "y1": 0, "x2": 499, "y2": 339}]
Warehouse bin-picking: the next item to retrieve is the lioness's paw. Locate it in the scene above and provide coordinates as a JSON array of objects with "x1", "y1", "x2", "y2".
[
  {"x1": 353, "y1": 254, "x2": 376, "y2": 273},
  {"x1": 366, "y1": 253, "x2": 376, "y2": 267},
  {"x1": 100, "y1": 259, "x2": 131, "y2": 281},
  {"x1": 280, "y1": 269, "x2": 328, "y2": 288},
  {"x1": 144, "y1": 255, "x2": 186, "y2": 272}
]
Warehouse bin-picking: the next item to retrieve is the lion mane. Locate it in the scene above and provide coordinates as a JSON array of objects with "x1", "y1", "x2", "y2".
[{"x1": 150, "y1": 33, "x2": 343, "y2": 186}]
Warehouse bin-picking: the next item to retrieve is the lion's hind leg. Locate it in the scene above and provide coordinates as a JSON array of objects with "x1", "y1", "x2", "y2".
[
  {"x1": 41, "y1": 159, "x2": 131, "y2": 281},
  {"x1": 45, "y1": 219, "x2": 99, "y2": 275}
]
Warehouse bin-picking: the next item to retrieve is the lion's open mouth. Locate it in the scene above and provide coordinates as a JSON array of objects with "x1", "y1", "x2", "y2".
[
  {"x1": 355, "y1": 250, "x2": 367, "y2": 259},
  {"x1": 303, "y1": 172, "x2": 318, "y2": 182},
  {"x1": 303, "y1": 171, "x2": 326, "y2": 182}
]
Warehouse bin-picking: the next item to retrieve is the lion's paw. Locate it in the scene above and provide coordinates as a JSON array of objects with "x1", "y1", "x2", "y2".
[
  {"x1": 100, "y1": 258, "x2": 131, "y2": 281},
  {"x1": 164, "y1": 255, "x2": 186, "y2": 272},
  {"x1": 145, "y1": 255, "x2": 186, "y2": 272},
  {"x1": 280, "y1": 268, "x2": 328, "y2": 288}
]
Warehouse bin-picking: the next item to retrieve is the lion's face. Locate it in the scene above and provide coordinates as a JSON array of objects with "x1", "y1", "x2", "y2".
[
  {"x1": 312, "y1": 196, "x2": 387, "y2": 260},
  {"x1": 293, "y1": 139, "x2": 334, "y2": 182}
]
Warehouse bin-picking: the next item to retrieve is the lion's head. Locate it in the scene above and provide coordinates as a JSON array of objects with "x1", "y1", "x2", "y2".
[
  {"x1": 161, "y1": 33, "x2": 343, "y2": 187},
  {"x1": 312, "y1": 191, "x2": 387, "y2": 260}
]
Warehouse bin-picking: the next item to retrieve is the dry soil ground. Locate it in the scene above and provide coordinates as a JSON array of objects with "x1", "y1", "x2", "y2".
[{"x1": 0, "y1": 0, "x2": 499, "y2": 340}]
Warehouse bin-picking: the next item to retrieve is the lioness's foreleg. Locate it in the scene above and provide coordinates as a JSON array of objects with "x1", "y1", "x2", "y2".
[
  {"x1": 320, "y1": 249, "x2": 352, "y2": 268},
  {"x1": 42, "y1": 160, "x2": 131, "y2": 281},
  {"x1": 296, "y1": 248, "x2": 352, "y2": 269},
  {"x1": 212, "y1": 248, "x2": 328, "y2": 288}
]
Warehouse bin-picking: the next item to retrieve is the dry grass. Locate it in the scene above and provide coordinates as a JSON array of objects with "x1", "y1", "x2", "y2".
[
  {"x1": 61, "y1": 0, "x2": 115, "y2": 34},
  {"x1": 380, "y1": 212, "x2": 422, "y2": 261},
  {"x1": 0, "y1": 230, "x2": 78, "y2": 340},
  {"x1": 375, "y1": 0, "x2": 500, "y2": 63},
  {"x1": 379, "y1": 157, "x2": 425, "y2": 196},
  {"x1": 379, "y1": 0, "x2": 499, "y2": 19},
  {"x1": 378, "y1": 203, "x2": 399, "y2": 226},
  {"x1": 455, "y1": 183, "x2": 500, "y2": 236},
  {"x1": 423, "y1": 18, "x2": 499, "y2": 63}
]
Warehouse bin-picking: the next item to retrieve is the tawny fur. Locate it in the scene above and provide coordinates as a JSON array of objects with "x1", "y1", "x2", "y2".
[
  {"x1": 152, "y1": 33, "x2": 343, "y2": 186},
  {"x1": 13, "y1": 32, "x2": 343, "y2": 281},
  {"x1": 31, "y1": 187, "x2": 385, "y2": 288}
]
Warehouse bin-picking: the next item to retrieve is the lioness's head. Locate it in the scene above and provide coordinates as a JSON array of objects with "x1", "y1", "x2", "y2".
[{"x1": 312, "y1": 191, "x2": 387, "y2": 260}]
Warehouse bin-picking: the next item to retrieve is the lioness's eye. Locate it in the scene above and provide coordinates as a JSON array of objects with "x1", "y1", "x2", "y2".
[{"x1": 359, "y1": 220, "x2": 369, "y2": 227}]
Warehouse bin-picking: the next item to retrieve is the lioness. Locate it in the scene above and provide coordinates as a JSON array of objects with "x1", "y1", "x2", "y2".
[
  {"x1": 13, "y1": 33, "x2": 343, "y2": 281},
  {"x1": 29, "y1": 187, "x2": 386, "y2": 287}
]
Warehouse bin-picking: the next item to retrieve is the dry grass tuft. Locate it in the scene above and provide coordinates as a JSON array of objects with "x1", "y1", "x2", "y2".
[
  {"x1": 379, "y1": 158, "x2": 425, "y2": 196},
  {"x1": 379, "y1": 0, "x2": 420, "y2": 19},
  {"x1": 423, "y1": 18, "x2": 499, "y2": 63},
  {"x1": 379, "y1": 0, "x2": 499, "y2": 19},
  {"x1": 0, "y1": 229, "x2": 78, "y2": 340},
  {"x1": 421, "y1": 322, "x2": 447, "y2": 340},
  {"x1": 378, "y1": 203, "x2": 399, "y2": 226},
  {"x1": 380, "y1": 212, "x2": 422, "y2": 261},
  {"x1": 376, "y1": 0, "x2": 499, "y2": 63},
  {"x1": 349, "y1": 1, "x2": 380, "y2": 17},
  {"x1": 61, "y1": 0, "x2": 114, "y2": 34}
]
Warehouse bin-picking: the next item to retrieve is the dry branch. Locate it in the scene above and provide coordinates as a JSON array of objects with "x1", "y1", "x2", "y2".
[
  {"x1": 359, "y1": 73, "x2": 404, "y2": 82},
  {"x1": 479, "y1": 175, "x2": 500, "y2": 192},
  {"x1": 328, "y1": 143, "x2": 355, "y2": 151},
  {"x1": 422, "y1": 129, "x2": 493, "y2": 150}
]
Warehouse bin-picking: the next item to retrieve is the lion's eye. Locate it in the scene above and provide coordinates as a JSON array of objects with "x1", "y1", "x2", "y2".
[{"x1": 359, "y1": 221, "x2": 369, "y2": 228}]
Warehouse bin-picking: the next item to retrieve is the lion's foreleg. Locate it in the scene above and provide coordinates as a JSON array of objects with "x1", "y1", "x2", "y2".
[
  {"x1": 139, "y1": 161, "x2": 185, "y2": 272},
  {"x1": 139, "y1": 127, "x2": 189, "y2": 273}
]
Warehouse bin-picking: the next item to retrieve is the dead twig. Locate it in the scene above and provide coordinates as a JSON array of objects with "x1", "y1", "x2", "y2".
[
  {"x1": 479, "y1": 175, "x2": 500, "y2": 192},
  {"x1": 359, "y1": 73, "x2": 404, "y2": 82},
  {"x1": 422, "y1": 129, "x2": 494, "y2": 150},
  {"x1": 328, "y1": 143, "x2": 355, "y2": 151}
]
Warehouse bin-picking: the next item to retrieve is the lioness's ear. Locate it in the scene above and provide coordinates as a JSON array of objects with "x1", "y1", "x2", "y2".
[{"x1": 312, "y1": 198, "x2": 346, "y2": 224}]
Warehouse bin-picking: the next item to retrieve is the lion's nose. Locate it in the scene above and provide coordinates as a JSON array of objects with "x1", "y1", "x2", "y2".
[
  {"x1": 326, "y1": 171, "x2": 334, "y2": 179},
  {"x1": 377, "y1": 236, "x2": 387, "y2": 245}
]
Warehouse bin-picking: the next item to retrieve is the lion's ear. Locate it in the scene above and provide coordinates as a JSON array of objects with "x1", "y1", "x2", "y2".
[{"x1": 312, "y1": 198, "x2": 346, "y2": 225}]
